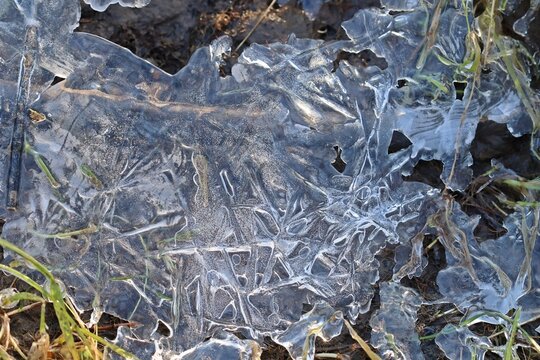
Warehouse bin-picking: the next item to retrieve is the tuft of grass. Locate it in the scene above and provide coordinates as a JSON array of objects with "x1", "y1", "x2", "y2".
[
  {"x1": 420, "y1": 308, "x2": 540, "y2": 357},
  {"x1": 0, "y1": 238, "x2": 138, "y2": 359}
]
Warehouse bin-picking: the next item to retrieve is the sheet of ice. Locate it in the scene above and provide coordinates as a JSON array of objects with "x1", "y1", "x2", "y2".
[
  {"x1": 0, "y1": 0, "x2": 538, "y2": 358},
  {"x1": 3, "y1": 30, "x2": 437, "y2": 352}
]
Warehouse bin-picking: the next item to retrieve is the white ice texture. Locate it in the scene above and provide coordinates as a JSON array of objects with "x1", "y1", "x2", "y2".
[
  {"x1": 83, "y1": 0, "x2": 151, "y2": 12},
  {"x1": 0, "y1": 0, "x2": 538, "y2": 358}
]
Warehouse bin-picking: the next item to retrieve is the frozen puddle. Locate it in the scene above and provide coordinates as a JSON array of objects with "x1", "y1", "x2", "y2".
[{"x1": 0, "y1": 0, "x2": 538, "y2": 358}]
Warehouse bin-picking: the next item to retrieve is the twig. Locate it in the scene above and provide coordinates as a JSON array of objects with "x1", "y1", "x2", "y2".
[
  {"x1": 6, "y1": 26, "x2": 39, "y2": 210},
  {"x1": 6, "y1": 301, "x2": 43, "y2": 317},
  {"x1": 235, "y1": 0, "x2": 277, "y2": 53}
]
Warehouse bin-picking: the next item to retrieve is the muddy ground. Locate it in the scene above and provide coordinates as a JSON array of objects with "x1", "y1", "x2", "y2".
[{"x1": 3, "y1": 0, "x2": 540, "y2": 359}]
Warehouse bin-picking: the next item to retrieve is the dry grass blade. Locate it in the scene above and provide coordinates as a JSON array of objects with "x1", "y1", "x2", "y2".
[
  {"x1": 343, "y1": 320, "x2": 381, "y2": 360},
  {"x1": 235, "y1": 0, "x2": 277, "y2": 52}
]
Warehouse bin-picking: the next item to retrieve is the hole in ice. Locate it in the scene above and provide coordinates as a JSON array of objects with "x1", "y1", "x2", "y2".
[
  {"x1": 470, "y1": 120, "x2": 540, "y2": 178},
  {"x1": 331, "y1": 145, "x2": 347, "y2": 173},
  {"x1": 51, "y1": 76, "x2": 65, "y2": 86},
  {"x1": 270, "y1": 0, "x2": 280, "y2": 9},
  {"x1": 155, "y1": 320, "x2": 171, "y2": 337},
  {"x1": 396, "y1": 79, "x2": 408, "y2": 88},
  {"x1": 376, "y1": 245, "x2": 397, "y2": 282},
  {"x1": 332, "y1": 49, "x2": 388, "y2": 72},
  {"x1": 237, "y1": 275, "x2": 248, "y2": 287},
  {"x1": 403, "y1": 160, "x2": 444, "y2": 189},
  {"x1": 453, "y1": 81, "x2": 467, "y2": 101},
  {"x1": 302, "y1": 303, "x2": 314, "y2": 314},
  {"x1": 473, "y1": 0, "x2": 486, "y2": 17},
  {"x1": 388, "y1": 130, "x2": 412, "y2": 154},
  {"x1": 219, "y1": 54, "x2": 234, "y2": 77}
]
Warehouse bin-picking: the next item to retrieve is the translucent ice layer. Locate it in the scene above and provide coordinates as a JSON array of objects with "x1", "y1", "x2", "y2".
[
  {"x1": 370, "y1": 282, "x2": 424, "y2": 359},
  {"x1": 436, "y1": 163, "x2": 540, "y2": 325},
  {"x1": 0, "y1": 0, "x2": 538, "y2": 358}
]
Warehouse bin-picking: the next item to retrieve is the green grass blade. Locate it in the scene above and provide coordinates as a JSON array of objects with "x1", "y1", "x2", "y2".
[
  {"x1": 0, "y1": 238, "x2": 55, "y2": 283},
  {"x1": 0, "y1": 264, "x2": 47, "y2": 296},
  {"x1": 504, "y1": 307, "x2": 521, "y2": 360}
]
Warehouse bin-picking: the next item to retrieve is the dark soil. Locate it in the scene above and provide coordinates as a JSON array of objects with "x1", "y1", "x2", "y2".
[
  {"x1": 1, "y1": 0, "x2": 539, "y2": 359},
  {"x1": 77, "y1": 0, "x2": 380, "y2": 74}
]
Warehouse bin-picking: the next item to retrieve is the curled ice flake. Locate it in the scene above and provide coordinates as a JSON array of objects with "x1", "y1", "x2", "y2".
[
  {"x1": 370, "y1": 282, "x2": 424, "y2": 359},
  {"x1": 272, "y1": 303, "x2": 343, "y2": 360},
  {"x1": 435, "y1": 325, "x2": 492, "y2": 360}
]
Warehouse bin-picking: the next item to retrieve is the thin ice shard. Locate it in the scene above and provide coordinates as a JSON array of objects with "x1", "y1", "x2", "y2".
[{"x1": 369, "y1": 282, "x2": 424, "y2": 359}]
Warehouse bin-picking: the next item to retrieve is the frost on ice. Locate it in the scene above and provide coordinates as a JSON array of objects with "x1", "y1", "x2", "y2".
[{"x1": 0, "y1": 0, "x2": 538, "y2": 358}]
